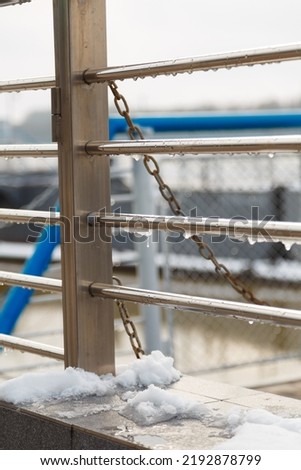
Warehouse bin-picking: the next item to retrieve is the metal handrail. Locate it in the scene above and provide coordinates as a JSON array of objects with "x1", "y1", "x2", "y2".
[
  {"x1": 0, "y1": 144, "x2": 57, "y2": 158},
  {"x1": 0, "y1": 271, "x2": 62, "y2": 292},
  {"x1": 0, "y1": 333, "x2": 64, "y2": 360},
  {"x1": 0, "y1": 0, "x2": 31, "y2": 7},
  {"x1": 86, "y1": 135, "x2": 301, "y2": 156},
  {"x1": 89, "y1": 283, "x2": 301, "y2": 328},
  {"x1": 84, "y1": 43, "x2": 301, "y2": 83},
  {"x1": 0, "y1": 208, "x2": 300, "y2": 244},
  {"x1": 0, "y1": 209, "x2": 60, "y2": 225},
  {"x1": 88, "y1": 212, "x2": 301, "y2": 244},
  {"x1": 1, "y1": 270, "x2": 301, "y2": 329},
  {"x1": 0, "y1": 77, "x2": 55, "y2": 93},
  {"x1": 2, "y1": 44, "x2": 301, "y2": 92}
]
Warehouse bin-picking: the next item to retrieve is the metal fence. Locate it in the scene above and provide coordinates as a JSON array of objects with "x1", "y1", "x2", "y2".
[
  {"x1": 108, "y1": 145, "x2": 301, "y2": 375},
  {"x1": 157, "y1": 152, "x2": 301, "y2": 374},
  {"x1": 1, "y1": 0, "x2": 301, "y2": 381}
]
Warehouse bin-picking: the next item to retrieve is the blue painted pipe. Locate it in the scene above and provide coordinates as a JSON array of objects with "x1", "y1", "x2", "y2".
[
  {"x1": 109, "y1": 110, "x2": 301, "y2": 138},
  {"x1": 0, "y1": 217, "x2": 60, "y2": 334}
]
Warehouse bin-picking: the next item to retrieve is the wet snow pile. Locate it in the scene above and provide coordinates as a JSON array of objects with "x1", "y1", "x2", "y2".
[
  {"x1": 121, "y1": 384, "x2": 209, "y2": 426},
  {"x1": 0, "y1": 366, "x2": 115, "y2": 404},
  {"x1": 115, "y1": 351, "x2": 181, "y2": 388},
  {"x1": 0, "y1": 351, "x2": 180, "y2": 405},
  {"x1": 0, "y1": 350, "x2": 207, "y2": 425},
  {"x1": 215, "y1": 408, "x2": 301, "y2": 450},
  {"x1": 1, "y1": 350, "x2": 301, "y2": 448}
]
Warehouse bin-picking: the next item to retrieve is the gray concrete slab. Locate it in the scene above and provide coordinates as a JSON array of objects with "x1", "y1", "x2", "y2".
[{"x1": 0, "y1": 402, "x2": 72, "y2": 450}]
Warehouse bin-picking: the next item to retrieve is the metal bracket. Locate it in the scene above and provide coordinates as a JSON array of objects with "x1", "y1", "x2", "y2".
[{"x1": 51, "y1": 87, "x2": 61, "y2": 142}]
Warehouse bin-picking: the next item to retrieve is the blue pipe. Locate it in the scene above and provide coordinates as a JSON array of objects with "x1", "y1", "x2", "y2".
[
  {"x1": 0, "y1": 217, "x2": 60, "y2": 334},
  {"x1": 109, "y1": 110, "x2": 301, "y2": 137}
]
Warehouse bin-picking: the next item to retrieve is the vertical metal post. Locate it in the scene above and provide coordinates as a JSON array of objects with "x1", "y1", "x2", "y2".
[
  {"x1": 52, "y1": 0, "x2": 115, "y2": 374},
  {"x1": 133, "y1": 160, "x2": 162, "y2": 352}
]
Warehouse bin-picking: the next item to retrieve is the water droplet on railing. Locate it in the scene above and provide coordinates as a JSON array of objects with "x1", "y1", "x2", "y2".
[
  {"x1": 183, "y1": 231, "x2": 193, "y2": 239},
  {"x1": 282, "y1": 241, "x2": 294, "y2": 251}
]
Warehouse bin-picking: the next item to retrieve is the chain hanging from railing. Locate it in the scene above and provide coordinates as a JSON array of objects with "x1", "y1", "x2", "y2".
[
  {"x1": 109, "y1": 80, "x2": 269, "y2": 307},
  {"x1": 112, "y1": 276, "x2": 145, "y2": 358}
]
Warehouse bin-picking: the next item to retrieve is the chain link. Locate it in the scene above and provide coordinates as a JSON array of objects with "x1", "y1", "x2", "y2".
[
  {"x1": 190, "y1": 235, "x2": 269, "y2": 305},
  {"x1": 112, "y1": 276, "x2": 145, "y2": 358},
  {"x1": 109, "y1": 80, "x2": 269, "y2": 307}
]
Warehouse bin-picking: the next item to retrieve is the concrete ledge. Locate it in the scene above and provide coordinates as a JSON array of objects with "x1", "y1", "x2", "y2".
[
  {"x1": 0, "y1": 401, "x2": 143, "y2": 450},
  {"x1": 1, "y1": 376, "x2": 301, "y2": 449}
]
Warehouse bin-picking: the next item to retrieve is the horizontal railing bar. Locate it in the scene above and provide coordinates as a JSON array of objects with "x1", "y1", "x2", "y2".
[
  {"x1": 111, "y1": 193, "x2": 134, "y2": 203},
  {"x1": 90, "y1": 283, "x2": 301, "y2": 328},
  {"x1": 0, "y1": 1, "x2": 32, "y2": 9},
  {"x1": 0, "y1": 271, "x2": 62, "y2": 292},
  {"x1": 0, "y1": 333, "x2": 64, "y2": 361},
  {"x1": 88, "y1": 212, "x2": 301, "y2": 244},
  {"x1": 84, "y1": 43, "x2": 301, "y2": 83},
  {"x1": 0, "y1": 76, "x2": 55, "y2": 93},
  {"x1": 0, "y1": 209, "x2": 61, "y2": 225},
  {"x1": 4, "y1": 45, "x2": 300, "y2": 93},
  {"x1": 0, "y1": 144, "x2": 58, "y2": 158},
  {"x1": 86, "y1": 135, "x2": 301, "y2": 156}
]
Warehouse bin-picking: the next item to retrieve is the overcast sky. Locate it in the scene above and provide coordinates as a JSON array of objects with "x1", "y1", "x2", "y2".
[{"x1": 1, "y1": 0, "x2": 301, "y2": 123}]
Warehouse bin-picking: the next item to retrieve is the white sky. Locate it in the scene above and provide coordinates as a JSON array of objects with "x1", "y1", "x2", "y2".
[{"x1": 1, "y1": 0, "x2": 301, "y2": 123}]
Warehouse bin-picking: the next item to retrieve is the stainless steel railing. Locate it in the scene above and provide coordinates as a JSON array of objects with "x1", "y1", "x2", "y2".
[
  {"x1": 0, "y1": 144, "x2": 57, "y2": 158},
  {"x1": 83, "y1": 43, "x2": 301, "y2": 82},
  {"x1": 0, "y1": 333, "x2": 64, "y2": 360},
  {"x1": 86, "y1": 136, "x2": 301, "y2": 156},
  {"x1": 0, "y1": 77, "x2": 55, "y2": 93},
  {"x1": 88, "y1": 212, "x2": 301, "y2": 245},
  {"x1": 1, "y1": 0, "x2": 301, "y2": 371}
]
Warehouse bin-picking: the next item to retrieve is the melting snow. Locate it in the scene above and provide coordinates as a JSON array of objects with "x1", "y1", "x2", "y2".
[
  {"x1": 121, "y1": 384, "x2": 209, "y2": 425},
  {"x1": 1, "y1": 350, "x2": 301, "y2": 448},
  {"x1": 0, "y1": 351, "x2": 180, "y2": 405},
  {"x1": 215, "y1": 409, "x2": 301, "y2": 450},
  {"x1": 115, "y1": 351, "x2": 181, "y2": 388},
  {"x1": 0, "y1": 367, "x2": 115, "y2": 404}
]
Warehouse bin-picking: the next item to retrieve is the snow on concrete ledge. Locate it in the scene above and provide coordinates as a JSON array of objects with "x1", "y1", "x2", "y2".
[{"x1": 1, "y1": 351, "x2": 301, "y2": 449}]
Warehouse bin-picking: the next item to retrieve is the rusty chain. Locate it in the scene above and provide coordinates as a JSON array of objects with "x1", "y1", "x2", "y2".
[
  {"x1": 109, "y1": 80, "x2": 269, "y2": 307},
  {"x1": 113, "y1": 276, "x2": 145, "y2": 358}
]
